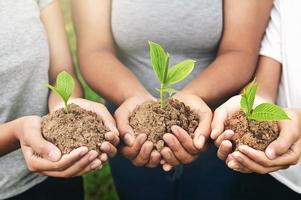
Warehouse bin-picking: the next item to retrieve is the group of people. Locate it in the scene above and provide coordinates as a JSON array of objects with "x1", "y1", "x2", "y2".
[{"x1": 1, "y1": 0, "x2": 301, "y2": 199}]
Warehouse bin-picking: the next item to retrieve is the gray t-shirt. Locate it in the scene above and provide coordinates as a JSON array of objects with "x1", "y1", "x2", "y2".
[
  {"x1": 0, "y1": 0, "x2": 52, "y2": 199},
  {"x1": 111, "y1": 0, "x2": 223, "y2": 96}
]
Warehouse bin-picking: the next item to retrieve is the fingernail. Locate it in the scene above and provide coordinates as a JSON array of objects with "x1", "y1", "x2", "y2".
[
  {"x1": 228, "y1": 161, "x2": 238, "y2": 169},
  {"x1": 91, "y1": 161, "x2": 102, "y2": 170},
  {"x1": 89, "y1": 152, "x2": 98, "y2": 161},
  {"x1": 125, "y1": 133, "x2": 134, "y2": 146},
  {"x1": 266, "y1": 148, "x2": 276, "y2": 160},
  {"x1": 164, "y1": 135, "x2": 172, "y2": 144},
  {"x1": 48, "y1": 149, "x2": 60, "y2": 161},
  {"x1": 211, "y1": 129, "x2": 218, "y2": 139},
  {"x1": 197, "y1": 136, "x2": 205, "y2": 149},
  {"x1": 139, "y1": 135, "x2": 147, "y2": 145}
]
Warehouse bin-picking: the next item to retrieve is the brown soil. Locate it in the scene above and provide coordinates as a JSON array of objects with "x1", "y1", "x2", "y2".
[
  {"x1": 225, "y1": 110, "x2": 279, "y2": 151},
  {"x1": 129, "y1": 99, "x2": 199, "y2": 151},
  {"x1": 41, "y1": 103, "x2": 109, "y2": 154}
]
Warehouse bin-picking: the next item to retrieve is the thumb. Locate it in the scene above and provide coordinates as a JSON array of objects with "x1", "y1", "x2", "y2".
[
  {"x1": 211, "y1": 106, "x2": 227, "y2": 140},
  {"x1": 114, "y1": 106, "x2": 135, "y2": 146},
  {"x1": 22, "y1": 124, "x2": 61, "y2": 162},
  {"x1": 266, "y1": 121, "x2": 299, "y2": 160}
]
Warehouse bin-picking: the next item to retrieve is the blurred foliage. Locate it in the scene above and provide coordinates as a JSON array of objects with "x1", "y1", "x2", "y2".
[{"x1": 60, "y1": 1, "x2": 119, "y2": 200}]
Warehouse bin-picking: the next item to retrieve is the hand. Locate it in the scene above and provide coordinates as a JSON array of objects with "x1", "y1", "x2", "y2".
[
  {"x1": 226, "y1": 109, "x2": 301, "y2": 174},
  {"x1": 15, "y1": 116, "x2": 102, "y2": 177},
  {"x1": 211, "y1": 95, "x2": 266, "y2": 161},
  {"x1": 52, "y1": 98, "x2": 120, "y2": 162},
  {"x1": 160, "y1": 91, "x2": 212, "y2": 171},
  {"x1": 115, "y1": 94, "x2": 162, "y2": 168}
]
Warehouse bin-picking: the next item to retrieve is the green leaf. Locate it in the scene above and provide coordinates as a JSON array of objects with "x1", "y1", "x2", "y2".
[
  {"x1": 55, "y1": 71, "x2": 75, "y2": 103},
  {"x1": 166, "y1": 59, "x2": 195, "y2": 85},
  {"x1": 240, "y1": 80, "x2": 258, "y2": 116},
  {"x1": 156, "y1": 87, "x2": 178, "y2": 97},
  {"x1": 148, "y1": 41, "x2": 167, "y2": 83},
  {"x1": 45, "y1": 71, "x2": 75, "y2": 112},
  {"x1": 162, "y1": 53, "x2": 170, "y2": 84},
  {"x1": 250, "y1": 103, "x2": 290, "y2": 121}
]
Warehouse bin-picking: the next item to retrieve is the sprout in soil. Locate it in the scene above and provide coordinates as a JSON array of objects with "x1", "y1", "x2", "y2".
[
  {"x1": 149, "y1": 41, "x2": 195, "y2": 108},
  {"x1": 45, "y1": 71, "x2": 75, "y2": 113},
  {"x1": 240, "y1": 80, "x2": 290, "y2": 121}
]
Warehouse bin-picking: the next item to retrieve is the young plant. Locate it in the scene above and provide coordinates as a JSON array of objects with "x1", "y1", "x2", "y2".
[
  {"x1": 45, "y1": 71, "x2": 75, "y2": 113},
  {"x1": 240, "y1": 80, "x2": 290, "y2": 121},
  {"x1": 149, "y1": 41, "x2": 195, "y2": 108}
]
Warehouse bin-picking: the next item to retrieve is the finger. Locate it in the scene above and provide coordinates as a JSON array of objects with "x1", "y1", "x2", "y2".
[
  {"x1": 96, "y1": 105, "x2": 119, "y2": 134},
  {"x1": 227, "y1": 160, "x2": 251, "y2": 173},
  {"x1": 78, "y1": 164, "x2": 103, "y2": 177},
  {"x1": 23, "y1": 146, "x2": 89, "y2": 172},
  {"x1": 217, "y1": 140, "x2": 233, "y2": 161},
  {"x1": 100, "y1": 142, "x2": 117, "y2": 158},
  {"x1": 194, "y1": 109, "x2": 212, "y2": 149},
  {"x1": 161, "y1": 147, "x2": 180, "y2": 166},
  {"x1": 132, "y1": 141, "x2": 153, "y2": 166},
  {"x1": 240, "y1": 142, "x2": 301, "y2": 167},
  {"x1": 215, "y1": 130, "x2": 234, "y2": 147},
  {"x1": 105, "y1": 132, "x2": 120, "y2": 146},
  {"x1": 163, "y1": 163, "x2": 174, "y2": 172},
  {"x1": 211, "y1": 106, "x2": 228, "y2": 140},
  {"x1": 163, "y1": 133, "x2": 196, "y2": 164},
  {"x1": 122, "y1": 134, "x2": 147, "y2": 159},
  {"x1": 266, "y1": 123, "x2": 299, "y2": 159},
  {"x1": 23, "y1": 124, "x2": 61, "y2": 162},
  {"x1": 146, "y1": 150, "x2": 161, "y2": 168},
  {"x1": 114, "y1": 107, "x2": 135, "y2": 146},
  {"x1": 232, "y1": 151, "x2": 281, "y2": 174},
  {"x1": 99, "y1": 153, "x2": 108, "y2": 163},
  {"x1": 40, "y1": 157, "x2": 102, "y2": 177},
  {"x1": 171, "y1": 126, "x2": 199, "y2": 155}
]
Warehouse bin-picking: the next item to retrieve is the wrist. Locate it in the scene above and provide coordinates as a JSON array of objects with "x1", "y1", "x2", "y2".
[
  {"x1": 121, "y1": 90, "x2": 154, "y2": 104},
  {"x1": 11, "y1": 117, "x2": 26, "y2": 141}
]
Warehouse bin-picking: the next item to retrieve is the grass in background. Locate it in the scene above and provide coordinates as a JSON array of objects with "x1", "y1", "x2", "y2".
[{"x1": 60, "y1": 1, "x2": 119, "y2": 200}]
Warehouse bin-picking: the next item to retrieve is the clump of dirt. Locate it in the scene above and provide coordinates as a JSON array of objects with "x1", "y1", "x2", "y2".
[
  {"x1": 129, "y1": 99, "x2": 199, "y2": 151},
  {"x1": 41, "y1": 103, "x2": 109, "y2": 154},
  {"x1": 225, "y1": 110, "x2": 279, "y2": 151}
]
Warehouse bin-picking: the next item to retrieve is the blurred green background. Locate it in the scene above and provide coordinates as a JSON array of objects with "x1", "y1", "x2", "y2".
[{"x1": 60, "y1": 1, "x2": 119, "y2": 200}]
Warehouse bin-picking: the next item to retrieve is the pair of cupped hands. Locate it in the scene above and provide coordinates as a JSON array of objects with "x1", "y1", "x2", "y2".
[{"x1": 17, "y1": 92, "x2": 301, "y2": 178}]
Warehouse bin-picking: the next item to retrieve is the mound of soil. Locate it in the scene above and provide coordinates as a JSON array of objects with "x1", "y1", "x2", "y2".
[
  {"x1": 41, "y1": 103, "x2": 109, "y2": 154},
  {"x1": 129, "y1": 99, "x2": 199, "y2": 151},
  {"x1": 225, "y1": 110, "x2": 279, "y2": 151}
]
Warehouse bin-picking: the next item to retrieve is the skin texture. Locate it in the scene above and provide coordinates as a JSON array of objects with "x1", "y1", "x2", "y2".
[
  {"x1": 211, "y1": 56, "x2": 301, "y2": 174},
  {"x1": 72, "y1": 0, "x2": 273, "y2": 170},
  {"x1": 0, "y1": 0, "x2": 119, "y2": 177}
]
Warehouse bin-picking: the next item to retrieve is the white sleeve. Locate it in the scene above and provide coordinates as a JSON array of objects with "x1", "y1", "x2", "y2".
[
  {"x1": 259, "y1": 0, "x2": 282, "y2": 63},
  {"x1": 37, "y1": 0, "x2": 53, "y2": 10}
]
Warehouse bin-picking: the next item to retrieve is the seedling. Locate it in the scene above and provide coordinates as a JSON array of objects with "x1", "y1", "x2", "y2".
[
  {"x1": 149, "y1": 41, "x2": 195, "y2": 108},
  {"x1": 240, "y1": 80, "x2": 290, "y2": 121},
  {"x1": 45, "y1": 71, "x2": 75, "y2": 113}
]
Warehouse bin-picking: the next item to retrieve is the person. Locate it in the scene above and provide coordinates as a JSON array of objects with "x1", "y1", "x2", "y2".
[
  {"x1": 0, "y1": 0, "x2": 119, "y2": 199},
  {"x1": 211, "y1": 0, "x2": 301, "y2": 199},
  {"x1": 72, "y1": 0, "x2": 273, "y2": 199}
]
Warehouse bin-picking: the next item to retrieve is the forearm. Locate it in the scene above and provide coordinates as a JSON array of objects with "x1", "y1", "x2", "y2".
[
  {"x1": 78, "y1": 50, "x2": 150, "y2": 105},
  {"x1": 0, "y1": 119, "x2": 21, "y2": 156},
  {"x1": 183, "y1": 50, "x2": 257, "y2": 106},
  {"x1": 255, "y1": 56, "x2": 281, "y2": 103}
]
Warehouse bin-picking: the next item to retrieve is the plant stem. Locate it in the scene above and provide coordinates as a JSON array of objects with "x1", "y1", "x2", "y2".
[
  {"x1": 64, "y1": 101, "x2": 69, "y2": 113},
  {"x1": 160, "y1": 83, "x2": 166, "y2": 108}
]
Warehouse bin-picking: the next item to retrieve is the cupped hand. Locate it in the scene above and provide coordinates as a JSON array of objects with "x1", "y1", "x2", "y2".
[
  {"x1": 211, "y1": 95, "x2": 267, "y2": 161},
  {"x1": 16, "y1": 116, "x2": 102, "y2": 177},
  {"x1": 226, "y1": 109, "x2": 301, "y2": 174},
  {"x1": 160, "y1": 91, "x2": 212, "y2": 171},
  {"x1": 114, "y1": 94, "x2": 162, "y2": 168},
  {"x1": 52, "y1": 98, "x2": 120, "y2": 162}
]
